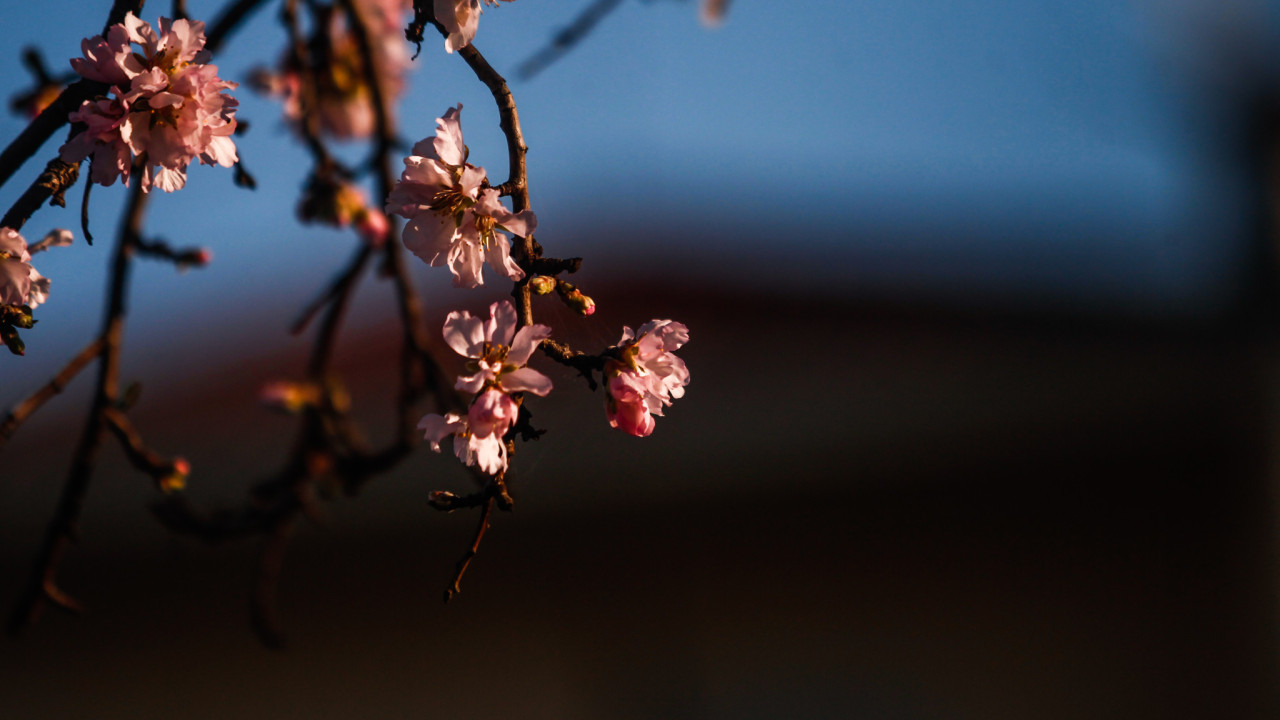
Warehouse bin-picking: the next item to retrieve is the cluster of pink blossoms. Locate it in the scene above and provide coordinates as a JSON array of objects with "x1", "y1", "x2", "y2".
[
  {"x1": 59, "y1": 13, "x2": 238, "y2": 192},
  {"x1": 385, "y1": 103, "x2": 689, "y2": 473},
  {"x1": 419, "y1": 300, "x2": 552, "y2": 475},
  {"x1": 604, "y1": 320, "x2": 691, "y2": 437},
  {"x1": 435, "y1": 0, "x2": 515, "y2": 53},
  {"x1": 252, "y1": 0, "x2": 413, "y2": 140},
  {"x1": 386, "y1": 104, "x2": 533, "y2": 289}
]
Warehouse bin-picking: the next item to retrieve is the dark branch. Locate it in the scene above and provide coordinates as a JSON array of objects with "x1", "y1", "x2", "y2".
[{"x1": 516, "y1": 0, "x2": 624, "y2": 81}]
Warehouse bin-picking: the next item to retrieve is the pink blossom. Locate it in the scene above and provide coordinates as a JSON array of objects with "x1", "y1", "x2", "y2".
[
  {"x1": 0, "y1": 227, "x2": 67, "y2": 310},
  {"x1": 60, "y1": 13, "x2": 238, "y2": 192},
  {"x1": 442, "y1": 300, "x2": 552, "y2": 396},
  {"x1": 387, "y1": 106, "x2": 535, "y2": 287},
  {"x1": 387, "y1": 105, "x2": 524, "y2": 287},
  {"x1": 417, "y1": 300, "x2": 553, "y2": 475},
  {"x1": 447, "y1": 188, "x2": 532, "y2": 288},
  {"x1": 605, "y1": 320, "x2": 690, "y2": 437},
  {"x1": 435, "y1": 0, "x2": 514, "y2": 53},
  {"x1": 418, "y1": 411, "x2": 508, "y2": 475}
]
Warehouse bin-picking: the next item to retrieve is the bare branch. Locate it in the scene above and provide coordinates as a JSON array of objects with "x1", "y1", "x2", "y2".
[
  {"x1": 0, "y1": 338, "x2": 103, "y2": 447},
  {"x1": 516, "y1": 0, "x2": 624, "y2": 81}
]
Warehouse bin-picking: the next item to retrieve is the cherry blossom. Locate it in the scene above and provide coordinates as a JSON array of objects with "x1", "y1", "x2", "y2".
[
  {"x1": 59, "y1": 13, "x2": 238, "y2": 192},
  {"x1": 605, "y1": 320, "x2": 690, "y2": 437},
  {"x1": 388, "y1": 105, "x2": 534, "y2": 287},
  {"x1": 435, "y1": 0, "x2": 515, "y2": 53}
]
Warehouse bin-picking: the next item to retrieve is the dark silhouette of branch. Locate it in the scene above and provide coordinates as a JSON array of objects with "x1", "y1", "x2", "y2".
[
  {"x1": 0, "y1": 0, "x2": 144, "y2": 195},
  {"x1": 206, "y1": 0, "x2": 274, "y2": 54},
  {"x1": 9, "y1": 169, "x2": 149, "y2": 634},
  {"x1": 0, "y1": 337, "x2": 104, "y2": 446},
  {"x1": 444, "y1": 494, "x2": 494, "y2": 602},
  {"x1": 516, "y1": 0, "x2": 623, "y2": 81}
]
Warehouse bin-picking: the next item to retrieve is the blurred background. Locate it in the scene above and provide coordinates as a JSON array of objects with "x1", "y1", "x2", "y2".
[{"x1": 1, "y1": 0, "x2": 1279, "y2": 717}]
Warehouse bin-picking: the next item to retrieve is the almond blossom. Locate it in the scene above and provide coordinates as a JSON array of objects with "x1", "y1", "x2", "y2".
[
  {"x1": 435, "y1": 0, "x2": 515, "y2": 53},
  {"x1": 605, "y1": 320, "x2": 690, "y2": 437},
  {"x1": 444, "y1": 299, "x2": 552, "y2": 396},
  {"x1": 59, "y1": 13, "x2": 238, "y2": 192},
  {"x1": 419, "y1": 411, "x2": 509, "y2": 475},
  {"x1": 418, "y1": 300, "x2": 552, "y2": 475},
  {"x1": 387, "y1": 105, "x2": 534, "y2": 288},
  {"x1": 0, "y1": 227, "x2": 70, "y2": 311}
]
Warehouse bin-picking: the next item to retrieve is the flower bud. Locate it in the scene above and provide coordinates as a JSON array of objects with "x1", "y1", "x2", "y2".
[
  {"x1": 5, "y1": 305, "x2": 35, "y2": 329},
  {"x1": 556, "y1": 281, "x2": 596, "y2": 316},
  {"x1": 1, "y1": 324, "x2": 24, "y2": 355},
  {"x1": 528, "y1": 275, "x2": 556, "y2": 295},
  {"x1": 428, "y1": 490, "x2": 457, "y2": 511},
  {"x1": 355, "y1": 208, "x2": 390, "y2": 247}
]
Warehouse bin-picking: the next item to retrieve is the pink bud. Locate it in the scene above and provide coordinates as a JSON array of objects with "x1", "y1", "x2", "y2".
[{"x1": 356, "y1": 208, "x2": 390, "y2": 247}]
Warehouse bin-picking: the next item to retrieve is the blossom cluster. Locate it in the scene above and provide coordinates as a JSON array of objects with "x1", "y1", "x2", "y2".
[
  {"x1": 59, "y1": 13, "x2": 239, "y2": 192},
  {"x1": 386, "y1": 104, "x2": 532, "y2": 289},
  {"x1": 418, "y1": 300, "x2": 551, "y2": 475},
  {"x1": 252, "y1": 0, "x2": 413, "y2": 140},
  {"x1": 388, "y1": 106, "x2": 691, "y2": 476}
]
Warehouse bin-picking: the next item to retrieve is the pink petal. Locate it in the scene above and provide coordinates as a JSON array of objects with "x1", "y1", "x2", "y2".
[
  {"x1": 500, "y1": 367, "x2": 552, "y2": 396},
  {"x1": 507, "y1": 323, "x2": 551, "y2": 366},
  {"x1": 486, "y1": 300, "x2": 517, "y2": 346},
  {"x1": 442, "y1": 309, "x2": 485, "y2": 358},
  {"x1": 484, "y1": 234, "x2": 525, "y2": 282},
  {"x1": 418, "y1": 412, "x2": 465, "y2": 451}
]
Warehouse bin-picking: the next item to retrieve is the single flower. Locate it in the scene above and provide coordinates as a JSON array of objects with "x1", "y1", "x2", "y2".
[
  {"x1": 418, "y1": 411, "x2": 508, "y2": 475},
  {"x1": 0, "y1": 227, "x2": 67, "y2": 310},
  {"x1": 387, "y1": 105, "x2": 534, "y2": 287},
  {"x1": 604, "y1": 320, "x2": 690, "y2": 437},
  {"x1": 443, "y1": 299, "x2": 552, "y2": 396}
]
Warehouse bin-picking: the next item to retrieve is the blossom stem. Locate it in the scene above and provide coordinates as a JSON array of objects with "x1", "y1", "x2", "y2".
[
  {"x1": 444, "y1": 495, "x2": 494, "y2": 603},
  {"x1": 431, "y1": 26, "x2": 536, "y2": 327}
]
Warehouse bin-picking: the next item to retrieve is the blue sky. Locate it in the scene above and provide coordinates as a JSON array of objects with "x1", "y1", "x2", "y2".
[{"x1": 1, "y1": 0, "x2": 1279, "y2": 386}]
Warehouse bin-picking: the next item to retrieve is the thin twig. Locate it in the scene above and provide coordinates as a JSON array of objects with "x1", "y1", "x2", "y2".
[
  {"x1": 252, "y1": 512, "x2": 298, "y2": 648},
  {"x1": 9, "y1": 170, "x2": 149, "y2": 634},
  {"x1": 206, "y1": 0, "x2": 274, "y2": 54},
  {"x1": 0, "y1": 337, "x2": 104, "y2": 446},
  {"x1": 444, "y1": 495, "x2": 493, "y2": 603},
  {"x1": 516, "y1": 0, "x2": 624, "y2": 80}
]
